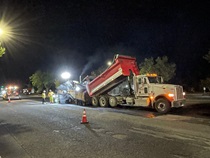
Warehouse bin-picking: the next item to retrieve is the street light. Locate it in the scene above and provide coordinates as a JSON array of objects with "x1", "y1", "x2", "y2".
[
  {"x1": 107, "y1": 61, "x2": 112, "y2": 66},
  {"x1": 0, "y1": 22, "x2": 12, "y2": 42},
  {"x1": 61, "y1": 71, "x2": 72, "y2": 93},
  {"x1": 0, "y1": 27, "x2": 6, "y2": 57},
  {"x1": 0, "y1": 28, "x2": 3, "y2": 36},
  {"x1": 61, "y1": 72, "x2": 71, "y2": 80}
]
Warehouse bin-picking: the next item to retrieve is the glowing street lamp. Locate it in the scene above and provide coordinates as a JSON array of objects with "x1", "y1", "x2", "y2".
[
  {"x1": 61, "y1": 72, "x2": 71, "y2": 80},
  {"x1": 0, "y1": 28, "x2": 3, "y2": 36},
  {"x1": 107, "y1": 61, "x2": 112, "y2": 66},
  {"x1": 0, "y1": 28, "x2": 6, "y2": 57},
  {"x1": 61, "y1": 72, "x2": 71, "y2": 92},
  {"x1": 0, "y1": 22, "x2": 12, "y2": 42},
  {"x1": 0, "y1": 22, "x2": 13, "y2": 57}
]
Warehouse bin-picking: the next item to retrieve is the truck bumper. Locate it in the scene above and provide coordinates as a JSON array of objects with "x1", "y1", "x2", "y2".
[{"x1": 171, "y1": 99, "x2": 185, "y2": 108}]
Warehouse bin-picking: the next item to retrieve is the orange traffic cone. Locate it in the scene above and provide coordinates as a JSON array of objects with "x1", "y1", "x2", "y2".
[
  {"x1": 8, "y1": 97, "x2": 11, "y2": 103},
  {"x1": 81, "y1": 109, "x2": 89, "y2": 124}
]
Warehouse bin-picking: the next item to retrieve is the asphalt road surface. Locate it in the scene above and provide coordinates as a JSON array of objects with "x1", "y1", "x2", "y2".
[{"x1": 0, "y1": 94, "x2": 210, "y2": 158}]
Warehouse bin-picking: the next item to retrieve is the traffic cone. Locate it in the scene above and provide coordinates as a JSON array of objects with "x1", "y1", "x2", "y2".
[
  {"x1": 81, "y1": 109, "x2": 89, "y2": 124},
  {"x1": 8, "y1": 97, "x2": 11, "y2": 103}
]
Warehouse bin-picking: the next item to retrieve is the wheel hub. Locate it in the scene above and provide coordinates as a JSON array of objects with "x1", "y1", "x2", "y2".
[{"x1": 158, "y1": 103, "x2": 166, "y2": 111}]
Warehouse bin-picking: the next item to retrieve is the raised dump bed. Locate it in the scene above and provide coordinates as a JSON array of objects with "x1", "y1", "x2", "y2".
[{"x1": 86, "y1": 54, "x2": 140, "y2": 97}]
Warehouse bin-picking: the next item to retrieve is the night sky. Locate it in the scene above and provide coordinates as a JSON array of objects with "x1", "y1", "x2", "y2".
[{"x1": 0, "y1": 0, "x2": 210, "y2": 89}]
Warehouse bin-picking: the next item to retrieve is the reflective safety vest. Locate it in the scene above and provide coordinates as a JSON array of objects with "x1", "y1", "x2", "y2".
[
  {"x1": 42, "y1": 92, "x2": 46, "y2": 98},
  {"x1": 48, "y1": 91, "x2": 54, "y2": 97}
]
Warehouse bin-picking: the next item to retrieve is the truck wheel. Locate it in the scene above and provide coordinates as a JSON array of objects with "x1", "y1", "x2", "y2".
[
  {"x1": 92, "y1": 97, "x2": 99, "y2": 107},
  {"x1": 99, "y1": 96, "x2": 108, "y2": 107},
  {"x1": 109, "y1": 96, "x2": 117, "y2": 107},
  {"x1": 155, "y1": 98, "x2": 171, "y2": 114}
]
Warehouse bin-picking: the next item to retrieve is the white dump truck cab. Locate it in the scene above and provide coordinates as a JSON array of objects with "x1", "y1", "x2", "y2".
[{"x1": 133, "y1": 74, "x2": 185, "y2": 113}]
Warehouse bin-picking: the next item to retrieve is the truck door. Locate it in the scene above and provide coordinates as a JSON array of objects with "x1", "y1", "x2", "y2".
[{"x1": 137, "y1": 77, "x2": 149, "y2": 96}]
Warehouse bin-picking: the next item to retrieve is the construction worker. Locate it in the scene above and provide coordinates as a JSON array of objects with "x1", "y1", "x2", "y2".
[
  {"x1": 48, "y1": 89, "x2": 54, "y2": 103},
  {"x1": 42, "y1": 90, "x2": 46, "y2": 104}
]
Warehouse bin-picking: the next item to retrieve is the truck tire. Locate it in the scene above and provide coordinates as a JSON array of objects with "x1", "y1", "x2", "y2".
[
  {"x1": 92, "y1": 97, "x2": 99, "y2": 107},
  {"x1": 155, "y1": 98, "x2": 171, "y2": 114},
  {"x1": 99, "y1": 96, "x2": 108, "y2": 107},
  {"x1": 109, "y1": 96, "x2": 117, "y2": 107}
]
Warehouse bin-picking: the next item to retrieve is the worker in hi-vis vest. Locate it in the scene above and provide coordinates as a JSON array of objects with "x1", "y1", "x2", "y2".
[{"x1": 48, "y1": 89, "x2": 54, "y2": 103}]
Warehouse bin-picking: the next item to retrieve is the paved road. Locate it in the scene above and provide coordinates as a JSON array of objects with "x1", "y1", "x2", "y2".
[{"x1": 0, "y1": 95, "x2": 210, "y2": 158}]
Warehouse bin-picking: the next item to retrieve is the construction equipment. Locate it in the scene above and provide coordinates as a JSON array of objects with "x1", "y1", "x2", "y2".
[{"x1": 70, "y1": 54, "x2": 185, "y2": 114}]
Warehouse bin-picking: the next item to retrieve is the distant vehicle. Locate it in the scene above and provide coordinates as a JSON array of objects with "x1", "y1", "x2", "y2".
[
  {"x1": 23, "y1": 88, "x2": 31, "y2": 95},
  {"x1": 2, "y1": 86, "x2": 21, "y2": 100}
]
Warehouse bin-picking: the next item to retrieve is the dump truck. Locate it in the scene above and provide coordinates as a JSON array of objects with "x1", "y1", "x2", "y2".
[{"x1": 71, "y1": 54, "x2": 185, "y2": 114}]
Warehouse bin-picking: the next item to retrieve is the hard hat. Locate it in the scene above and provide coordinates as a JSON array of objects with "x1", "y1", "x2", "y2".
[{"x1": 43, "y1": 90, "x2": 46, "y2": 92}]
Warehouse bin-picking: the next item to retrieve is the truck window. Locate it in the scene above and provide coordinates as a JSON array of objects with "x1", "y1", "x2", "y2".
[
  {"x1": 148, "y1": 77, "x2": 161, "y2": 83},
  {"x1": 138, "y1": 78, "x2": 142, "y2": 84},
  {"x1": 138, "y1": 78, "x2": 147, "y2": 84},
  {"x1": 144, "y1": 78, "x2": 147, "y2": 84}
]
